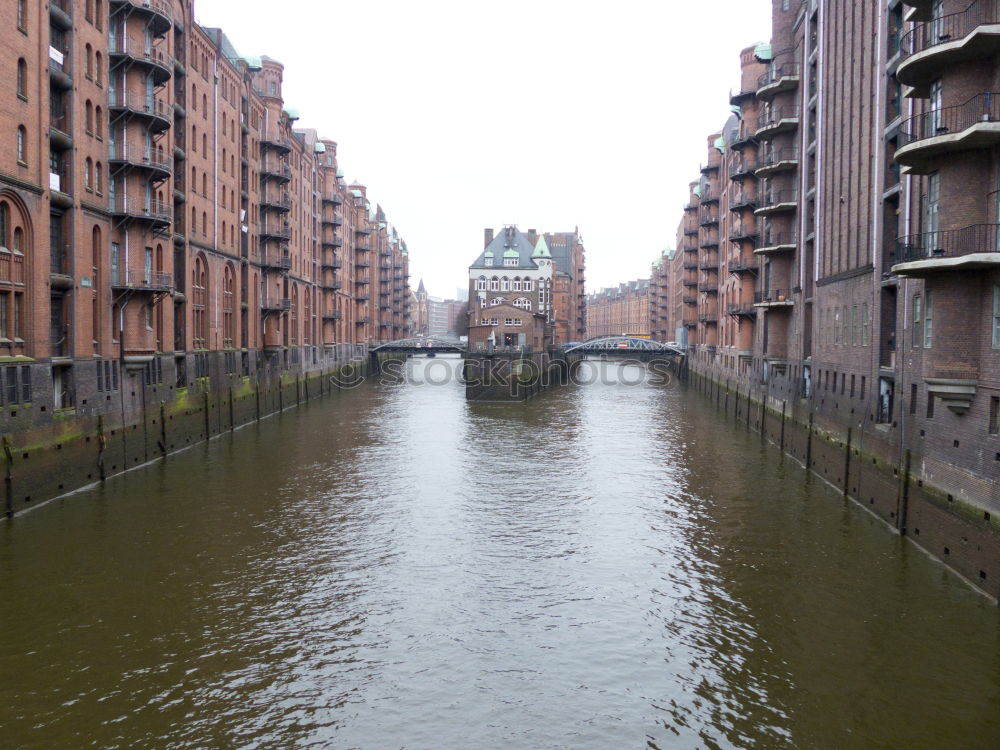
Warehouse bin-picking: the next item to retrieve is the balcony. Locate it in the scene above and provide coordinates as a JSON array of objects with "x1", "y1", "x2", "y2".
[
  {"x1": 49, "y1": 0, "x2": 72, "y2": 29},
  {"x1": 756, "y1": 105, "x2": 800, "y2": 138},
  {"x1": 895, "y1": 92, "x2": 1000, "y2": 173},
  {"x1": 260, "y1": 191, "x2": 291, "y2": 210},
  {"x1": 260, "y1": 134, "x2": 293, "y2": 154},
  {"x1": 730, "y1": 192, "x2": 758, "y2": 212},
  {"x1": 355, "y1": 317, "x2": 370, "y2": 325},
  {"x1": 108, "y1": 142, "x2": 172, "y2": 178},
  {"x1": 682, "y1": 278, "x2": 698, "y2": 288},
  {"x1": 684, "y1": 202, "x2": 698, "y2": 213},
  {"x1": 754, "y1": 147, "x2": 800, "y2": 177},
  {"x1": 728, "y1": 259, "x2": 758, "y2": 276},
  {"x1": 108, "y1": 36, "x2": 173, "y2": 84},
  {"x1": 754, "y1": 289, "x2": 795, "y2": 307},
  {"x1": 108, "y1": 91, "x2": 171, "y2": 132},
  {"x1": 321, "y1": 280, "x2": 343, "y2": 291},
  {"x1": 259, "y1": 223, "x2": 291, "y2": 240},
  {"x1": 730, "y1": 128, "x2": 758, "y2": 151},
  {"x1": 698, "y1": 282, "x2": 719, "y2": 294},
  {"x1": 700, "y1": 235, "x2": 720, "y2": 250},
  {"x1": 727, "y1": 302, "x2": 758, "y2": 319},
  {"x1": 260, "y1": 160, "x2": 292, "y2": 182},
  {"x1": 108, "y1": 196, "x2": 172, "y2": 226},
  {"x1": 897, "y1": 1, "x2": 1000, "y2": 94},
  {"x1": 684, "y1": 226, "x2": 699, "y2": 237},
  {"x1": 730, "y1": 159, "x2": 758, "y2": 180},
  {"x1": 700, "y1": 162, "x2": 720, "y2": 174},
  {"x1": 257, "y1": 252, "x2": 291, "y2": 271},
  {"x1": 682, "y1": 295, "x2": 697, "y2": 305},
  {"x1": 321, "y1": 209, "x2": 343, "y2": 226},
  {"x1": 110, "y1": 0, "x2": 172, "y2": 35},
  {"x1": 754, "y1": 230, "x2": 798, "y2": 256},
  {"x1": 701, "y1": 190, "x2": 720, "y2": 205},
  {"x1": 757, "y1": 62, "x2": 801, "y2": 100},
  {"x1": 261, "y1": 298, "x2": 291, "y2": 312},
  {"x1": 356, "y1": 225, "x2": 373, "y2": 236},
  {"x1": 683, "y1": 242, "x2": 698, "y2": 254},
  {"x1": 729, "y1": 225, "x2": 758, "y2": 244},
  {"x1": 700, "y1": 210, "x2": 719, "y2": 227},
  {"x1": 48, "y1": 48, "x2": 72, "y2": 90},
  {"x1": 754, "y1": 188, "x2": 798, "y2": 216},
  {"x1": 321, "y1": 258, "x2": 343, "y2": 270},
  {"x1": 322, "y1": 309, "x2": 343, "y2": 321},
  {"x1": 322, "y1": 193, "x2": 343, "y2": 205},
  {"x1": 111, "y1": 268, "x2": 173, "y2": 292},
  {"x1": 891, "y1": 223, "x2": 1000, "y2": 276},
  {"x1": 683, "y1": 261, "x2": 699, "y2": 271},
  {"x1": 698, "y1": 313, "x2": 718, "y2": 324}
]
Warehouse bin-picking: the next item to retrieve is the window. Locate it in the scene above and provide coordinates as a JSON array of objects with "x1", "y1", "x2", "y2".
[
  {"x1": 991, "y1": 396, "x2": 999, "y2": 436},
  {"x1": 912, "y1": 294, "x2": 922, "y2": 348},
  {"x1": 85, "y1": 45, "x2": 93, "y2": 79},
  {"x1": 923, "y1": 289, "x2": 933, "y2": 348},
  {"x1": 85, "y1": 158, "x2": 93, "y2": 190},
  {"x1": 16, "y1": 126, "x2": 26, "y2": 164},
  {"x1": 95, "y1": 0, "x2": 102, "y2": 30},
  {"x1": 95, "y1": 162, "x2": 103, "y2": 194},
  {"x1": 95, "y1": 106, "x2": 103, "y2": 138},
  {"x1": 504, "y1": 256, "x2": 517, "y2": 267},
  {"x1": 16, "y1": 59, "x2": 26, "y2": 99},
  {"x1": 85, "y1": 0, "x2": 93, "y2": 22},
  {"x1": 861, "y1": 302, "x2": 870, "y2": 346},
  {"x1": 95, "y1": 52, "x2": 103, "y2": 86},
  {"x1": 192, "y1": 256, "x2": 207, "y2": 348},
  {"x1": 85, "y1": 101, "x2": 94, "y2": 133},
  {"x1": 514, "y1": 297, "x2": 532, "y2": 311},
  {"x1": 484, "y1": 256, "x2": 493, "y2": 266},
  {"x1": 523, "y1": 279, "x2": 532, "y2": 292},
  {"x1": 501, "y1": 277, "x2": 510, "y2": 291},
  {"x1": 490, "y1": 276, "x2": 499, "y2": 291},
  {"x1": 17, "y1": 0, "x2": 25, "y2": 31},
  {"x1": 476, "y1": 276, "x2": 486, "y2": 291},
  {"x1": 223, "y1": 265, "x2": 235, "y2": 348},
  {"x1": 993, "y1": 285, "x2": 1000, "y2": 348},
  {"x1": 851, "y1": 304, "x2": 858, "y2": 346}
]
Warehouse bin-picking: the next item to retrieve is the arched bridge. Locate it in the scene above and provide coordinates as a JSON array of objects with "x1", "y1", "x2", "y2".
[
  {"x1": 563, "y1": 337, "x2": 686, "y2": 357},
  {"x1": 370, "y1": 337, "x2": 467, "y2": 354}
]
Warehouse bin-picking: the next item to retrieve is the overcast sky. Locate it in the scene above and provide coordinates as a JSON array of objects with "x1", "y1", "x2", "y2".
[{"x1": 195, "y1": 0, "x2": 773, "y2": 300}]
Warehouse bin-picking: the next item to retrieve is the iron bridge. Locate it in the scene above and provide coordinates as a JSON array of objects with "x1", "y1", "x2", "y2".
[
  {"x1": 370, "y1": 337, "x2": 467, "y2": 354},
  {"x1": 563, "y1": 337, "x2": 686, "y2": 357}
]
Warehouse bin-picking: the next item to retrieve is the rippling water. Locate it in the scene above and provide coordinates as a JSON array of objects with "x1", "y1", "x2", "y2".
[{"x1": 1, "y1": 357, "x2": 999, "y2": 749}]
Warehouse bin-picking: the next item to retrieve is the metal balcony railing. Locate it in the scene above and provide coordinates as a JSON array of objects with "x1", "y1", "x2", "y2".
[
  {"x1": 754, "y1": 288, "x2": 794, "y2": 304},
  {"x1": 107, "y1": 92, "x2": 171, "y2": 125},
  {"x1": 757, "y1": 62, "x2": 801, "y2": 90},
  {"x1": 758, "y1": 188, "x2": 799, "y2": 208},
  {"x1": 108, "y1": 196, "x2": 172, "y2": 222},
  {"x1": 900, "y1": 0, "x2": 1000, "y2": 59},
  {"x1": 108, "y1": 142, "x2": 172, "y2": 172},
  {"x1": 108, "y1": 36, "x2": 174, "y2": 76},
  {"x1": 261, "y1": 298, "x2": 291, "y2": 311},
  {"x1": 898, "y1": 92, "x2": 1000, "y2": 146},
  {"x1": 757, "y1": 105, "x2": 801, "y2": 132},
  {"x1": 757, "y1": 146, "x2": 800, "y2": 170},
  {"x1": 758, "y1": 230, "x2": 798, "y2": 248},
  {"x1": 259, "y1": 223, "x2": 291, "y2": 239},
  {"x1": 111, "y1": 268, "x2": 173, "y2": 291},
  {"x1": 260, "y1": 160, "x2": 292, "y2": 179},
  {"x1": 895, "y1": 223, "x2": 1000, "y2": 264},
  {"x1": 257, "y1": 252, "x2": 291, "y2": 270}
]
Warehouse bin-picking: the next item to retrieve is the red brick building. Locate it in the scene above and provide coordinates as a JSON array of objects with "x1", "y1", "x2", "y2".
[
  {"x1": 647, "y1": 0, "x2": 1000, "y2": 595},
  {"x1": 0, "y1": 0, "x2": 412, "y2": 411},
  {"x1": 586, "y1": 281, "x2": 652, "y2": 339}
]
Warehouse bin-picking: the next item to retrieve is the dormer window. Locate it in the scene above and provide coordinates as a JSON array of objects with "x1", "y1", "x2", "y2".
[
  {"x1": 484, "y1": 257, "x2": 493, "y2": 266},
  {"x1": 504, "y1": 257, "x2": 518, "y2": 267}
]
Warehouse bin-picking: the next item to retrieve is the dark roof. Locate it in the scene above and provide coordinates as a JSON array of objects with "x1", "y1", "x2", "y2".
[{"x1": 469, "y1": 226, "x2": 541, "y2": 270}]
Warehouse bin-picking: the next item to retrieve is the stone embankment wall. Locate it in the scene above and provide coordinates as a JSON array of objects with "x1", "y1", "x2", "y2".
[{"x1": 686, "y1": 361, "x2": 1000, "y2": 602}]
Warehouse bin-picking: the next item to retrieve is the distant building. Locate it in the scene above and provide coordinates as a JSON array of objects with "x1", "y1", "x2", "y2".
[
  {"x1": 524, "y1": 228, "x2": 587, "y2": 343},
  {"x1": 586, "y1": 281, "x2": 652, "y2": 338},
  {"x1": 468, "y1": 226, "x2": 553, "y2": 350}
]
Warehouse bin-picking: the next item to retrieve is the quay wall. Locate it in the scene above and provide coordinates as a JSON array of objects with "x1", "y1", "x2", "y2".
[
  {"x1": 685, "y1": 359, "x2": 1000, "y2": 602},
  {"x1": 1, "y1": 346, "x2": 368, "y2": 518}
]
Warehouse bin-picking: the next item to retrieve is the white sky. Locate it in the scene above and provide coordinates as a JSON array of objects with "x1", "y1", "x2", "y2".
[{"x1": 194, "y1": 0, "x2": 773, "y2": 299}]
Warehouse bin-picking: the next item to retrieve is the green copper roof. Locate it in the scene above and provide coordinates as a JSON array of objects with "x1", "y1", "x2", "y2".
[
  {"x1": 284, "y1": 107, "x2": 300, "y2": 120},
  {"x1": 350, "y1": 189, "x2": 363, "y2": 198},
  {"x1": 484, "y1": 250, "x2": 494, "y2": 257},
  {"x1": 504, "y1": 247, "x2": 520, "y2": 258},
  {"x1": 532, "y1": 236, "x2": 551, "y2": 258},
  {"x1": 755, "y1": 43, "x2": 773, "y2": 61},
  {"x1": 693, "y1": 185, "x2": 702, "y2": 197},
  {"x1": 714, "y1": 136, "x2": 726, "y2": 152},
  {"x1": 243, "y1": 55, "x2": 263, "y2": 70},
  {"x1": 336, "y1": 167, "x2": 345, "y2": 178},
  {"x1": 314, "y1": 143, "x2": 326, "y2": 153}
]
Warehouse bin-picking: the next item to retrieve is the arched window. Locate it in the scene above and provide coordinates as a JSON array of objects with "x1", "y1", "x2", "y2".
[
  {"x1": 500, "y1": 277, "x2": 510, "y2": 291},
  {"x1": 303, "y1": 288, "x2": 312, "y2": 345},
  {"x1": 202, "y1": 211, "x2": 207, "y2": 236},
  {"x1": 0, "y1": 203, "x2": 8, "y2": 249},
  {"x1": 95, "y1": 106, "x2": 103, "y2": 138},
  {"x1": 490, "y1": 297, "x2": 506, "y2": 307},
  {"x1": 16, "y1": 126, "x2": 26, "y2": 164},
  {"x1": 85, "y1": 0, "x2": 93, "y2": 22},
  {"x1": 85, "y1": 45, "x2": 93, "y2": 78},
  {"x1": 222, "y1": 148, "x2": 227, "y2": 173},
  {"x1": 513, "y1": 277, "x2": 522, "y2": 292},
  {"x1": 476, "y1": 275, "x2": 486, "y2": 291},
  {"x1": 85, "y1": 158, "x2": 93, "y2": 190},
  {"x1": 523, "y1": 279, "x2": 533, "y2": 292},
  {"x1": 490, "y1": 276, "x2": 499, "y2": 291},
  {"x1": 192, "y1": 84, "x2": 197, "y2": 111},
  {"x1": 192, "y1": 256, "x2": 207, "y2": 348},
  {"x1": 291, "y1": 285, "x2": 299, "y2": 343},
  {"x1": 223, "y1": 264, "x2": 235, "y2": 348},
  {"x1": 192, "y1": 125, "x2": 197, "y2": 154},
  {"x1": 514, "y1": 297, "x2": 532, "y2": 311},
  {"x1": 95, "y1": 162, "x2": 102, "y2": 194},
  {"x1": 85, "y1": 101, "x2": 93, "y2": 133},
  {"x1": 95, "y1": 52, "x2": 102, "y2": 85},
  {"x1": 16, "y1": 0, "x2": 25, "y2": 30},
  {"x1": 202, "y1": 133, "x2": 207, "y2": 154},
  {"x1": 202, "y1": 94, "x2": 207, "y2": 117},
  {"x1": 95, "y1": 0, "x2": 102, "y2": 30},
  {"x1": 16, "y1": 59, "x2": 26, "y2": 99}
]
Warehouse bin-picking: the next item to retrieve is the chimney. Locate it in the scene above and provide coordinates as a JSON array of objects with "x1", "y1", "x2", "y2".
[{"x1": 484, "y1": 228, "x2": 494, "y2": 247}]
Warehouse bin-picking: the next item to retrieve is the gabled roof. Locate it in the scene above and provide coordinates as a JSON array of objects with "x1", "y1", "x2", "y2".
[{"x1": 469, "y1": 226, "x2": 542, "y2": 270}]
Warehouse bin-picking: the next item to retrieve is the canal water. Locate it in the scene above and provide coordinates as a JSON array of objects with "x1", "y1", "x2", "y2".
[{"x1": 2, "y1": 357, "x2": 999, "y2": 749}]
